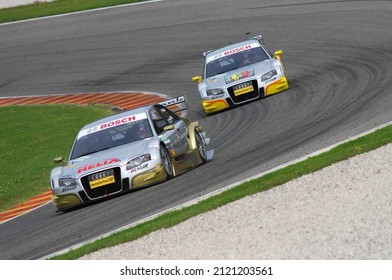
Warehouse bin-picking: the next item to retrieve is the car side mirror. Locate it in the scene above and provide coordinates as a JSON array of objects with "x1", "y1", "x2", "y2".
[
  {"x1": 274, "y1": 50, "x2": 283, "y2": 61},
  {"x1": 53, "y1": 157, "x2": 66, "y2": 164},
  {"x1": 192, "y1": 76, "x2": 202, "y2": 83},
  {"x1": 274, "y1": 50, "x2": 283, "y2": 56},
  {"x1": 163, "y1": 124, "x2": 175, "y2": 131}
]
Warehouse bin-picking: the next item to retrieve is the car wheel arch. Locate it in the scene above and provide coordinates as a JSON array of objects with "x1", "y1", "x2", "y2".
[{"x1": 159, "y1": 142, "x2": 174, "y2": 179}]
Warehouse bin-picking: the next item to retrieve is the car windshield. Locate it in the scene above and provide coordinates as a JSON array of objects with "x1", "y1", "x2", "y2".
[
  {"x1": 70, "y1": 119, "x2": 153, "y2": 159},
  {"x1": 205, "y1": 46, "x2": 269, "y2": 78}
]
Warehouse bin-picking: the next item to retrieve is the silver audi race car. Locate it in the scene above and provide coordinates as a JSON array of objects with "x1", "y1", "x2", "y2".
[
  {"x1": 192, "y1": 35, "x2": 289, "y2": 115},
  {"x1": 50, "y1": 96, "x2": 213, "y2": 211}
]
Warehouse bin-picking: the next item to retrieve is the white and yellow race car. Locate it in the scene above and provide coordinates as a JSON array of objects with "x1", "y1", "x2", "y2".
[
  {"x1": 192, "y1": 35, "x2": 289, "y2": 115},
  {"x1": 50, "y1": 96, "x2": 213, "y2": 211}
]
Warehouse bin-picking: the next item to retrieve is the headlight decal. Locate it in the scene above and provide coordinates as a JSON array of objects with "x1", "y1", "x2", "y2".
[
  {"x1": 206, "y1": 88, "x2": 224, "y2": 96},
  {"x1": 126, "y1": 154, "x2": 151, "y2": 170},
  {"x1": 58, "y1": 177, "x2": 77, "y2": 187},
  {"x1": 261, "y1": 69, "x2": 277, "y2": 82}
]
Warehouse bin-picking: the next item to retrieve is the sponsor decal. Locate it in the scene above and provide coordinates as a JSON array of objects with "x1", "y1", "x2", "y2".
[
  {"x1": 262, "y1": 76, "x2": 277, "y2": 84},
  {"x1": 89, "y1": 169, "x2": 115, "y2": 189},
  {"x1": 158, "y1": 96, "x2": 185, "y2": 107},
  {"x1": 225, "y1": 69, "x2": 255, "y2": 84},
  {"x1": 223, "y1": 44, "x2": 252, "y2": 56},
  {"x1": 210, "y1": 94, "x2": 225, "y2": 100},
  {"x1": 61, "y1": 185, "x2": 78, "y2": 192},
  {"x1": 100, "y1": 116, "x2": 137, "y2": 129},
  {"x1": 207, "y1": 42, "x2": 259, "y2": 63},
  {"x1": 90, "y1": 176, "x2": 115, "y2": 189},
  {"x1": 77, "y1": 113, "x2": 148, "y2": 139},
  {"x1": 173, "y1": 137, "x2": 187, "y2": 149},
  {"x1": 129, "y1": 163, "x2": 148, "y2": 173},
  {"x1": 233, "y1": 81, "x2": 254, "y2": 96},
  {"x1": 78, "y1": 158, "x2": 120, "y2": 174}
]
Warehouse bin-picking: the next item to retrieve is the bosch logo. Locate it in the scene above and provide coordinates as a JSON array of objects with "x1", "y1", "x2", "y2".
[{"x1": 91, "y1": 171, "x2": 110, "y2": 180}]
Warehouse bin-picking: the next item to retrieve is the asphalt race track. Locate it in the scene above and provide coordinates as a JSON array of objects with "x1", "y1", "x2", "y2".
[{"x1": 1, "y1": 0, "x2": 392, "y2": 259}]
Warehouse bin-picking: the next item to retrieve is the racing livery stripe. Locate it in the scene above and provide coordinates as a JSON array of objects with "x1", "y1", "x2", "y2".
[
  {"x1": 265, "y1": 77, "x2": 288, "y2": 95},
  {"x1": 0, "y1": 91, "x2": 168, "y2": 223}
]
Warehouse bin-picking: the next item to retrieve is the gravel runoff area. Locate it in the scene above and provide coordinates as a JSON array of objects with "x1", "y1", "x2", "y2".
[
  {"x1": 4, "y1": 0, "x2": 391, "y2": 261},
  {"x1": 80, "y1": 142, "x2": 392, "y2": 260}
]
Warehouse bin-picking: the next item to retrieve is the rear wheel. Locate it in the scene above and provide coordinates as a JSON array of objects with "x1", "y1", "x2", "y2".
[
  {"x1": 195, "y1": 128, "x2": 207, "y2": 163},
  {"x1": 160, "y1": 145, "x2": 173, "y2": 179}
]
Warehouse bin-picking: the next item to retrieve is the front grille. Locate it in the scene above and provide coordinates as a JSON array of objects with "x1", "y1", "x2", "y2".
[
  {"x1": 81, "y1": 167, "x2": 122, "y2": 199},
  {"x1": 227, "y1": 80, "x2": 260, "y2": 104}
]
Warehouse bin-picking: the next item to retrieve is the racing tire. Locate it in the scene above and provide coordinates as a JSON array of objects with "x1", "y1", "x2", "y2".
[
  {"x1": 160, "y1": 145, "x2": 173, "y2": 179},
  {"x1": 195, "y1": 128, "x2": 207, "y2": 163}
]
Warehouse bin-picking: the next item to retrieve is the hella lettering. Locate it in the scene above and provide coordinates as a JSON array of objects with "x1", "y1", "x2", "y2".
[
  {"x1": 224, "y1": 45, "x2": 252, "y2": 56},
  {"x1": 100, "y1": 116, "x2": 136, "y2": 129},
  {"x1": 78, "y1": 158, "x2": 120, "y2": 174}
]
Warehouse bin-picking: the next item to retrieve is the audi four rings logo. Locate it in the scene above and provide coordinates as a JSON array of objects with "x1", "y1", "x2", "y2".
[
  {"x1": 92, "y1": 171, "x2": 110, "y2": 180},
  {"x1": 237, "y1": 82, "x2": 251, "y2": 89}
]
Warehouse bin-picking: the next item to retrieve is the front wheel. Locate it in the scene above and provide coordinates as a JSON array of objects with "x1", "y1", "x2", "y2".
[
  {"x1": 195, "y1": 128, "x2": 207, "y2": 163},
  {"x1": 160, "y1": 145, "x2": 173, "y2": 179}
]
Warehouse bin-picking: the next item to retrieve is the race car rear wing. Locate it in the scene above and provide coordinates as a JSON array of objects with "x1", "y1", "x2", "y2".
[{"x1": 158, "y1": 95, "x2": 188, "y2": 119}]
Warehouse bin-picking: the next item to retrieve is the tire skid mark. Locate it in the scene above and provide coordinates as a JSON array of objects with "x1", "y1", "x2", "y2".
[{"x1": 0, "y1": 91, "x2": 167, "y2": 223}]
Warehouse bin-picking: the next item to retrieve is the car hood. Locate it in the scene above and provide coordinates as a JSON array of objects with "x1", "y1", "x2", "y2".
[
  {"x1": 61, "y1": 138, "x2": 154, "y2": 178},
  {"x1": 205, "y1": 59, "x2": 274, "y2": 88}
]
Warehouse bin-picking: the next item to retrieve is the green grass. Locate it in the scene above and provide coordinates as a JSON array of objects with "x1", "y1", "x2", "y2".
[
  {"x1": 49, "y1": 123, "x2": 392, "y2": 259},
  {"x1": 0, "y1": 104, "x2": 114, "y2": 212},
  {"x1": 0, "y1": 0, "x2": 147, "y2": 23}
]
